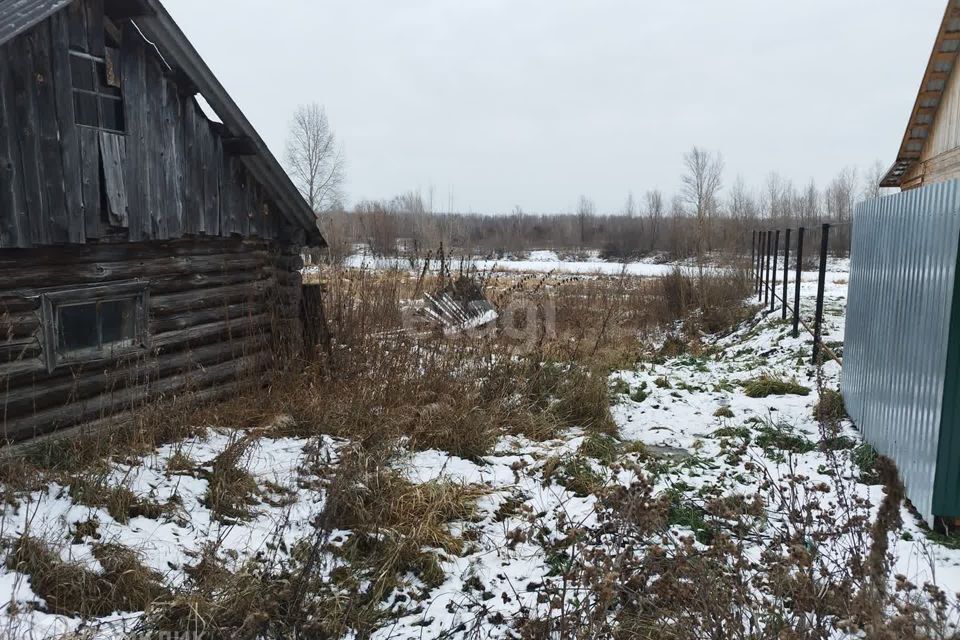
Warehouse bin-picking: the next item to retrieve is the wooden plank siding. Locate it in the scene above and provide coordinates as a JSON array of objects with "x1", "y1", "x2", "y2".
[
  {"x1": 0, "y1": 238, "x2": 304, "y2": 444},
  {"x1": 903, "y1": 35, "x2": 960, "y2": 188},
  {"x1": 0, "y1": 0, "x2": 303, "y2": 249}
]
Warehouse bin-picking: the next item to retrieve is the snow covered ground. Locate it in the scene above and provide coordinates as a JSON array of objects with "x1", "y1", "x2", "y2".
[
  {"x1": 339, "y1": 249, "x2": 850, "y2": 280},
  {"x1": 4, "y1": 256, "x2": 958, "y2": 638},
  {"x1": 341, "y1": 249, "x2": 712, "y2": 277}
]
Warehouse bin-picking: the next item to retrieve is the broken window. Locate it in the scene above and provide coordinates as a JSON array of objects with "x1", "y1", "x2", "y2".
[
  {"x1": 41, "y1": 283, "x2": 148, "y2": 371},
  {"x1": 69, "y1": 48, "x2": 126, "y2": 133}
]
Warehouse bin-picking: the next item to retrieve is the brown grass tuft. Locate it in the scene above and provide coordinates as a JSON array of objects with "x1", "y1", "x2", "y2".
[{"x1": 8, "y1": 537, "x2": 168, "y2": 617}]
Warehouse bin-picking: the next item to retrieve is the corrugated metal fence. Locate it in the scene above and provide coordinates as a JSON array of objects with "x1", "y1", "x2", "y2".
[{"x1": 843, "y1": 180, "x2": 960, "y2": 524}]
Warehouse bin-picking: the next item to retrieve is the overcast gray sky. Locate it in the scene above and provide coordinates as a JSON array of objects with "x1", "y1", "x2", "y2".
[{"x1": 163, "y1": 0, "x2": 944, "y2": 214}]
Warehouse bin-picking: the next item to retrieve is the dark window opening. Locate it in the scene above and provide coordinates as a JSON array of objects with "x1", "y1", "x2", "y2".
[
  {"x1": 57, "y1": 298, "x2": 138, "y2": 356},
  {"x1": 69, "y1": 49, "x2": 125, "y2": 133},
  {"x1": 41, "y1": 283, "x2": 148, "y2": 371}
]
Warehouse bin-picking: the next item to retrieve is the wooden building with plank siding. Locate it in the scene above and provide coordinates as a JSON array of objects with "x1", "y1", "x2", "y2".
[
  {"x1": 0, "y1": 0, "x2": 325, "y2": 444},
  {"x1": 882, "y1": 0, "x2": 960, "y2": 189}
]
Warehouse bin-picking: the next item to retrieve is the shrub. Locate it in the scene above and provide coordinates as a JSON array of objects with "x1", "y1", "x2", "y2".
[
  {"x1": 662, "y1": 488, "x2": 713, "y2": 545},
  {"x1": 755, "y1": 423, "x2": 816, "y2": 455},
  {"x1": 610, "y1": 378, "x2": 631, "y2": 396},
  {"x1": 814, "y1": 388, "x2": 847, "y2": 422},
  {"x1": 853, "y1": 443, "x2": 881, "y2": 484},
  {"x1": 579, "y1": 433, "x2": 621, "y2": 465},
  {"x1": 820, "y1": 435, "x2": 856, "y2": 452},
  {"x1": 547, "y1": 456, "x2": 606, "y2": 497},
  {"x1": 743, "y1": 375, "x2": 811, "y2": 398},
  {"x1": 631, "y1": 381, "x2": 650, "y2": 403}
]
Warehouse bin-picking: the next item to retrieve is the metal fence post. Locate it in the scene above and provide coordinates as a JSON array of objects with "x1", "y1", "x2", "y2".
[
  {"x1": 751, "y1": 230, "x2": 757, "y2": 292},
  {"x1": 771, "y1": 230, "x2": 780, "y2": 312},
  {"x1": 765, "y1": 231, "x2": 773, "y2": 307},
  {"x1": 782, "y1": 228, "x2": 791, "y2": 320},
  {"x1": 812, "y1": 223, "x2": 830, "y2": 363},
  {"x1": 793, "y1": 227, "x2": 804, "y2": 338},
  {"x1": 758, "y1": 231, "x2": 765, "y2": 302}
]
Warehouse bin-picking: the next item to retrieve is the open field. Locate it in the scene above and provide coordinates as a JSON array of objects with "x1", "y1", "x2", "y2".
[{"x1": 0, "y1": 257, "x2": 957, "y2": 639}]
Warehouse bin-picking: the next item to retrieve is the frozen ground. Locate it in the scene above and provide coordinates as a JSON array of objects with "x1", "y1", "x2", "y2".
[{"x1": 4, "y1": 257, "x2": 955, "y2": 639}]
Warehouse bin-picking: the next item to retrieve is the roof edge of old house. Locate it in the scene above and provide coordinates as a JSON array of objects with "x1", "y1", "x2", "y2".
[{"x1": 882, "y1": 1, "x2": 960, "y2": 189}]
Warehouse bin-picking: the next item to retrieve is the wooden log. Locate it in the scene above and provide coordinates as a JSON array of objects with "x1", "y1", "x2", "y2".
[
  {"x1": 150, "y1": 302, "x2": 266, "y2": 333},
  {"x1": 0, "y1": 357, "x2": 46, "y2": 379},
  {"x1": 0, "y1": 312, "x2": 41, "y2": 338},
  {"x1": 2, "y1": 352, "x2": 270, "y2": 443},
  {"x1": 150, "y1": 279, "x2": 275, "y2": 316},
  {"x1": 150, "y1": 312, "x2": 272, "y2": 352},
  {"x1": 1, "y1": 335, "x2": 268, "y2": 418},
  {"x1": 0, "y1": 253, "x2": 273, "y2": 292},
  {"x1": 0, "y1": 238, "x2": 270, "y2": 269},
  {"x1": 0, "y1": 339, "x2": 41, "y2": 364},
  {"x1": 0, "y1": 376, "x2": 269, "y2": 455},
  {"x1": 147, "y1": 269, "x2": 273, "y2": 295}
]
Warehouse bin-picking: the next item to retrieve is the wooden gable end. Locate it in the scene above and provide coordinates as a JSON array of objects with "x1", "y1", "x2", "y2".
[{"x1": 0, "y1": 0, "x2": 300, "y2": 249}]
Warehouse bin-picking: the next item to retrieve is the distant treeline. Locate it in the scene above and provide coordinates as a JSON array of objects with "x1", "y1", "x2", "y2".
[{"x1": 318, "y1": 160, "x2": 887, "y2": 262}]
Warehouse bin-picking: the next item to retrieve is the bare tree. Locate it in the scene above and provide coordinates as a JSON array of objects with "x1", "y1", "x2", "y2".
[
  {"x1": 681, "y1": 147, "x2": 724, "y2": 269},
  {"x1": 799, "y1": 180, "x2": 821, "y2": 226},
  {"x1": 728, "y1": 176, "x2": 756, "y2": 222},
  {"x1": 824, "y1": 167, "x2": 858, "y2": 256},
  {"x1": 623, "y1": 192, "x2": 637, "y2": 218},
  {"x1": 863, "y1": 160, "x2": 887, "y2": 201},
  {"x1": 825, "y1": 167, "x2": 857, "y2": 224},
  {"x1": 645, "y1": 190, "x2": 664, "y2": 254},
  {"x1": 577, "y1": 196, "x2": 596, "y2": 247},
  {"x1": 286, "y1": 103, "x2": 345, "y2": 214}
]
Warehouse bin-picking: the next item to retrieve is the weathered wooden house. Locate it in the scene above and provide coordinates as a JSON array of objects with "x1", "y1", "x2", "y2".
[
  {"x1": 882, "y1": 0, "x2": 960, "y2": 189},
  {"x1": 0, "y1": 0, "x2": 325, "y2": 444}
]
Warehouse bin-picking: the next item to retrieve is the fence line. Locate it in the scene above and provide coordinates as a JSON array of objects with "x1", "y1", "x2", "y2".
[{"x1": 749, "y1": 223, "x2": 843, "y2": 367}]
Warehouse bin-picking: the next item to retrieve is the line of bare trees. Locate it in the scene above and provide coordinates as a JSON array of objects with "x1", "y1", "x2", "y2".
[
  {"x1": 282, "y1": 109, "x2": 882, "y2": 263},
  {"x1": 320, "y1": 154, "x2": 882, "y2": 262}
]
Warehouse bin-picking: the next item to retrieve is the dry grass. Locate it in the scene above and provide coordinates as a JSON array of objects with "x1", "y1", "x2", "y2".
[
  {"x1": 0, "y1": 259, "x2": 757, "y2": 635},
  {"x1": 143, "y1": 545, "x2": 282, "y2": 640},
  {"x1": 323, "y1": 447, "x2": 484, "y2": 579},
  {"x1": 201, "y1": 435, "x2": 261, "y2": 523},
  {"x1": 68, "y1": 473, "x2": 177, "y2": 524},
  {"x1": 743, "y1": 374, "x2": 812, "y2": 398},
  {"x1": 8, "y1": 537, "x2": 168, "y2": 617}
]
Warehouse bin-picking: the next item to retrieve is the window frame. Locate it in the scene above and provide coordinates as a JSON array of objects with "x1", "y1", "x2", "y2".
[
  {"x1": 68, "y1": 49, "x2": 126, "y2": 135},
  {"x1": 40, "y1": 282, "x2": 150, "y2": 373}
]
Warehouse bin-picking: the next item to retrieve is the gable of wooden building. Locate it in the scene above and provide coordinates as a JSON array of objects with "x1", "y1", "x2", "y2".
[
  {"x1": 883, "y1": 0, "x2": 960, "y2": 190},
  {"x1": 0, "y1": 0, "x2": 324, "y2": 249}
]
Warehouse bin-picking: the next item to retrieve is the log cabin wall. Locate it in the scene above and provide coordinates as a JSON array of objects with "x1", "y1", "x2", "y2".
[
  {"x1": 0, "y1": 238, "x2": 304, "y2": 444},
  {"x1": 0, "y1": 0, "x2": 306, "y2": 249}
]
